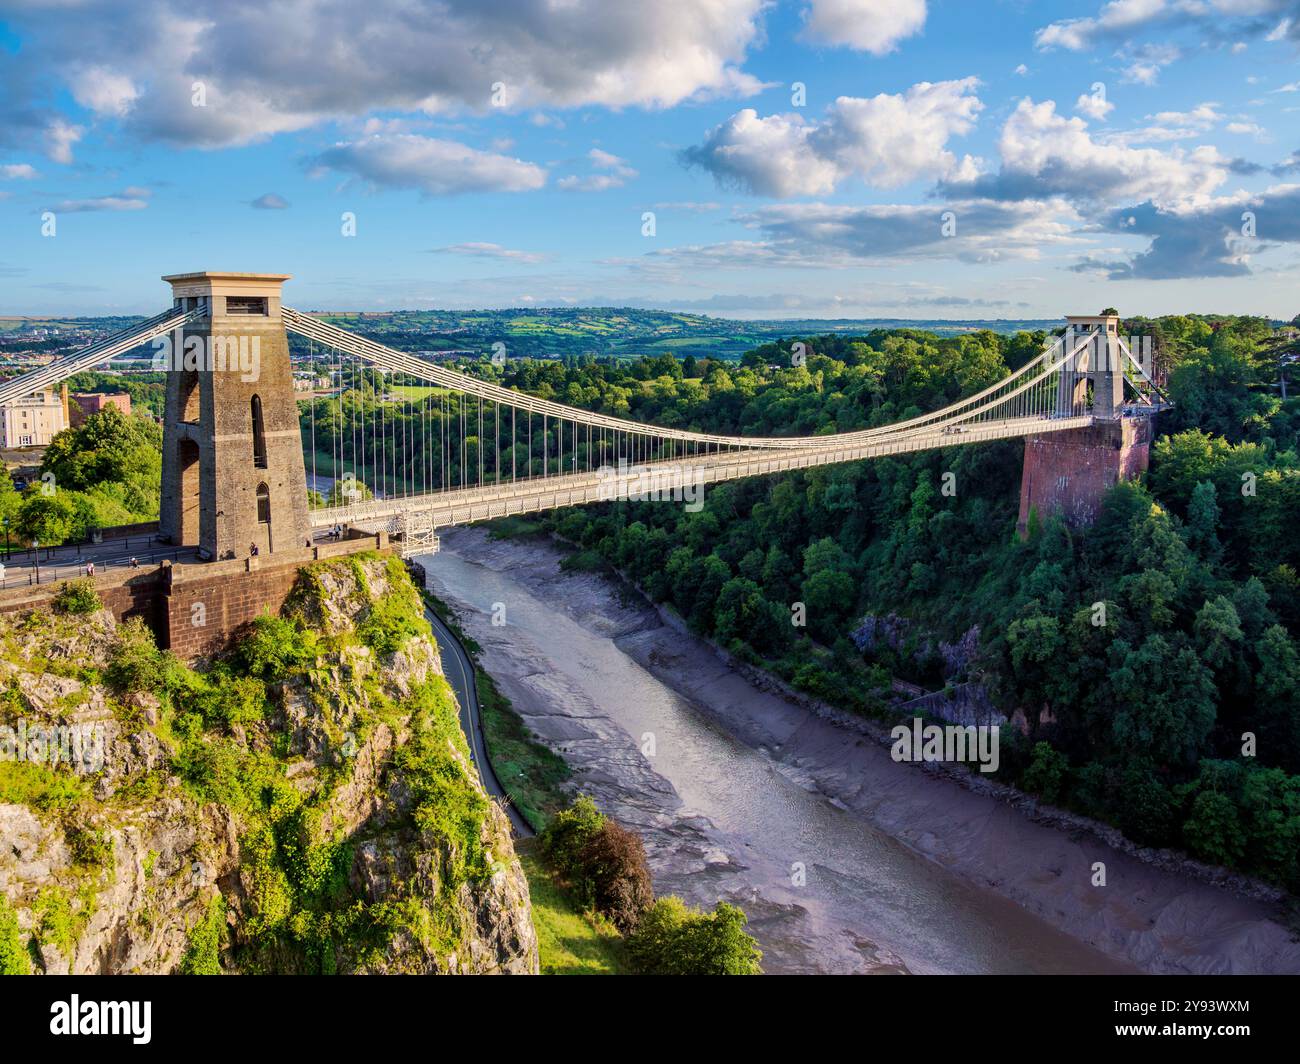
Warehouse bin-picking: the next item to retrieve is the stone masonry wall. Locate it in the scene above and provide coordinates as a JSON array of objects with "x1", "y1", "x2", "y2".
[
  {"x1": 0, "y1": 533, "x2": 390, "y2": 661},
  {"x1": 1016, "y1": 415, "x2": 1154, "y2": 536}
]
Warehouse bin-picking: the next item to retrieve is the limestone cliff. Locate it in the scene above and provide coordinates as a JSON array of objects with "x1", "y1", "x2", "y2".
[{"x1": 0, "y1": 555, "x2": 538, "y2": 974}]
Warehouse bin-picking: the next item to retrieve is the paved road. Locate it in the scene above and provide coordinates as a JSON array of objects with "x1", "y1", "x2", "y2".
[{"x1": 423, "y1": 605, "x2": 534, "y2": 838}]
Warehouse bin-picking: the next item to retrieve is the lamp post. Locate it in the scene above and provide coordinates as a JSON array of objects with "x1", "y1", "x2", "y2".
[{"x1": 31, "y1": 539, "x2": 39, "y2": 585}]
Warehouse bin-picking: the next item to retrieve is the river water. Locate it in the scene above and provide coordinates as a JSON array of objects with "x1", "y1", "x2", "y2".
[{"x1": 420, "y1": 531, "x2": 1141, "y2": 974}]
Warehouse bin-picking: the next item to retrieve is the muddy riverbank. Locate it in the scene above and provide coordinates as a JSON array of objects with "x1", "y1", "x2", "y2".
[{"x1": 418, "y1": 527, "x2": 1300, "y2": 975}]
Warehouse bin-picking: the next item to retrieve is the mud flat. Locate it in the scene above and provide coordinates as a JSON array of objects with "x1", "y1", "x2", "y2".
[{"x1": 419, "y1": 527, "x2": 1300, "y2": 975}]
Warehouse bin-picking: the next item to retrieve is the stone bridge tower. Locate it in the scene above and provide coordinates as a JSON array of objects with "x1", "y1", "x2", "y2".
[
  {"x1": 1017, "y1": 313, "x2": 1155, "y2": 536},
  {"x1": 158, "y1": 272, "x2": 310, "y2": 561}
]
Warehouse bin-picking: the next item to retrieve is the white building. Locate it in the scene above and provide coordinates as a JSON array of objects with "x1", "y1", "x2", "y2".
[{"x1": 0, "y1": 386, "x2": 67, "y2": 447}]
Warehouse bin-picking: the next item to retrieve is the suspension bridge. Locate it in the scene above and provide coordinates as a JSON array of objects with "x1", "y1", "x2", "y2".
[{"x1": 0, "y1": 273, "x2": 1166, "y2": 573}]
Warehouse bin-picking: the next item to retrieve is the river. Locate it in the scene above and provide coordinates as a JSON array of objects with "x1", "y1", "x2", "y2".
[{"x1": 417, "y1": 528, "x2": 1300, "y2": 975}]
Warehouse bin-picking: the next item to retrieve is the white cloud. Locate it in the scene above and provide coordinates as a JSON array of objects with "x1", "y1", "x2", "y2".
[
  {"x1": 682, "y1": 78, "x2": 982, "y2": 196},
  {"x1": 44, "y1": 119, "x2": 83, "y2": 164},
  {"x1": 653, "y1": 201, "x2": 723, "y2": 212},
  {"x1": 311, "y1": 134, "x2": 546, "y2": 196},
  {"x1": 1037, "y1": 0, "x2": 1299, "y2": 55},
  {"x1": 3, "y1": 0, "x2": 770, "y2": 149},
  {"x1": 0, "y1": 164, "x2": 38, "y2": 179},
  {"x1": 558, "y1": 148, "x2": 638, "y2": 192},
  {"x1": 1102, "y1": 103, "x2": 1222, "y2": 145},
  {"x1": 952, "y1": 98, "x2": 1230, "y2": 208},
  {"x1": 427, "y1": 242, "x2": 549, "y2": 264},
  {"x1": 623, "y1": 198, "x2": 1079, "y2": 271},
  {"x1": 801, "y1": 0, "x2": 927, "y2": 55},
  {"x1": 1120, "y1": 42, "x2": 1183, "y2": 84},
  {"x1": 1075, "y1": 92, "x2": 1115, "y2": 120},
  {"x1": 68, "y1": 65, "x2": 139, "y2": 117},
  {"x1": 251, "y1": 193, "x2": 290, "y2": 209},
  {"x1": 51, "y1": 186, "x2": 151, "y2": 212},
  {"x1": 1084, "y1": 183, "x2": 1300, "y2": 279}
]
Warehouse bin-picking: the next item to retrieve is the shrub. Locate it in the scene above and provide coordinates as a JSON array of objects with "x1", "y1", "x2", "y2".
[
  {"x1": 578, "y1": 819, "x2": 654, "y2": 931},
  {"x1": 235, "y1": 614, "x2": 319, "y2": 679},
  {"x1": 52, "y1": 578, "x2": 100, "y2": 615},
  {"x1": 0, "y1": 894, "x2": 29, "y2": 975},
  {"x1": 627, "y1": 897, "x2": 762, "y2": 975},
  {"x1": 357, "y1": 591, "x2": 426, "y2": 655},
  {"x1": 1021, "y1": 742, "x2": 1069, "y2": 805},
  {"x1": 539, "y1": 795, "x2": 605, "y2": 885},
  {"x1": 179, "y1": 895, "x2": 226, "y2": 975},
  {"x1": 106, "y1": 618, "x2": 179, "y2": 695},
  {"x1": 182, "y1": 670, "x2": 268, "y2": 729}
]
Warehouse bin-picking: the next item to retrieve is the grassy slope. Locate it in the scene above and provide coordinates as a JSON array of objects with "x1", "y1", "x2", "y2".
[{"x1": 517, "y1": 845, "x2": 628, "y2": 975}]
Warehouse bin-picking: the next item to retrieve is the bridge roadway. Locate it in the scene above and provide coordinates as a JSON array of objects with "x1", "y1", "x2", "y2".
[{"x1": 314, "y1": 412, "x2": 1094, "y2": 535}]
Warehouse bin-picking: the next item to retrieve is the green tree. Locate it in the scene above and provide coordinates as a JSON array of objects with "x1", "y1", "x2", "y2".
[
  {"x1": 16, "y1": 491, "x2": 77, "y2": 546},
  {"x1": 539, "y1": 795, "x2": 605, "y2": 885},
  {"x1": 626, "y1": 897, "x2": 762, "y2": 975},
  {"x1": 578, "y1": 819, "x2": 654, "y2": 932},
  {"x1": 1021, "y1": 742, "x2": 1070, "y2": 804},
  {"x1": 1182, "y1": 790, "x2": 1246, "y2": 866},
  {"x1": 800, "y1": 569, "x2": 856, "y2": 643}
]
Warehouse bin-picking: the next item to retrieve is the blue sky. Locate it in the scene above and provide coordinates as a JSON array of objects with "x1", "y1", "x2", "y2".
[{"x1": 0, "y1": 0, "x2": 1298, "y2": 318}]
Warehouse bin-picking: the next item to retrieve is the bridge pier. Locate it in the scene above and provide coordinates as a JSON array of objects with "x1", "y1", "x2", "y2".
[{"x1": 1016, "y1": 415, "x2": 1154, "y2": 537}]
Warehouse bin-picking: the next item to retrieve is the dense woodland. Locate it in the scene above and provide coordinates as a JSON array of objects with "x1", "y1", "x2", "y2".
[
  {"x1": 7, "y1": 314, "x2": 1300, "y2": 891},
  {"x1": 510, "y1": 316, "x2": 1300, "y2": 891}
]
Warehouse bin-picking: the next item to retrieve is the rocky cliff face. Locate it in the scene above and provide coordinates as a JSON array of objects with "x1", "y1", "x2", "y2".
[{"x1": 0, "y1": 555, "x2": 538, "y2": 975}]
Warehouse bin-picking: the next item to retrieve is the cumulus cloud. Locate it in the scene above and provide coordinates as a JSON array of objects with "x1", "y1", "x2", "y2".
[
  {"x1": 1037, "y1": 1, "x2": 1300, "y2": 55},
  {"x1": 311, "y1": 134, "x2": 546, "y2": 196},
  {"x1": 941, "y1": 98, "x2": 1229, "y2": 209},
  {"x1": 1078, "y1": 183, "x2": 1300, "y2": 279},
  {"x1": 251, "y1": 193, "x2": 290, "y2": 209},
  {"x1": 681, "y1": 78, "x2": 983, "y2": 196},
  {"x1": 1, "y1": 0, "x2": 769, "y2": 149},
  {"x1": 1075, "y1": 91, "x2": 1115, "y2": 120},
  {"x1": 426, "y1": 242, "x2": 549, "y2": 264},
  {"x1": 0, "y1": 164, "x2": 37, "y2": 179},
  {"x1": 800, "y1": 0, "x2": 927, "y2": 55}
]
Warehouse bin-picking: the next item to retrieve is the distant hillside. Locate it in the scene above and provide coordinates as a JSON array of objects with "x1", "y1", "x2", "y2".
[{"x1": 304, "y1": 307, "x2": 1062, "y2": 361}]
